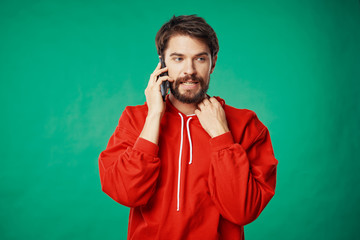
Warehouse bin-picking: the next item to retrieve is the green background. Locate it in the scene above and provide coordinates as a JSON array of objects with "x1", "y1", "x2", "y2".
[{"x1": 1, "y1": 0, "x2": 359, "y2": 239}]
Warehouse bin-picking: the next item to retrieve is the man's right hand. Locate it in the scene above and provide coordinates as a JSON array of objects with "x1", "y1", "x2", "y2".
[
  {"x1": 144, "y1": 62, "x2": 173, "y2": 118},
  {"x1": 139, "y1": 62, "x2": 173, "y2": 145}
]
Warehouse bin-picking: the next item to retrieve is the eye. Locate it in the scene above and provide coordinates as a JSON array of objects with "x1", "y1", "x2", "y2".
[
  {"x1": 174, "y1": 57, "x2": 183, "y2": 62},
  {"x1": 197, "y1": 57, "x2": 206, "y2": 62}
]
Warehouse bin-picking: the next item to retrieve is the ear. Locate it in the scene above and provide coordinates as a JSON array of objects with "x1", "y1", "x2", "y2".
[{"x1": 210, "y1": 55, "x2": 218, "y2": 74}]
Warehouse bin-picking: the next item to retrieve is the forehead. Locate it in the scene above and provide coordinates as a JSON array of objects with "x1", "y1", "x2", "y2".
[{"x1": 165, "y1": 35, "x2": 210, "y2": 56}]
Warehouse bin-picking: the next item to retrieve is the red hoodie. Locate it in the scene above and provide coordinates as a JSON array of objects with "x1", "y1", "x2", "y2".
[{"x1": 98, "y1": 96, "x2": 278, "y2": 240}]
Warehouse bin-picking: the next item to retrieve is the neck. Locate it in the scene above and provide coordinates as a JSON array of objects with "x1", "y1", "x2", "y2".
[{"x1": 168, "y1": 94, "x2": 197, "y2": 115}]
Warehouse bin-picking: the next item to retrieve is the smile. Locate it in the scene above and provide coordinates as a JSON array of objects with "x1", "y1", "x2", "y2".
[
  {"x1": 180, "y1": 80, "x2": 199, "y2": 84},
  {"x1": 181, "y1": 82, "x2": 198, "y2": 85},
  {"x1": 179, "y1": 81, "x2": 199, "y2": 90}
]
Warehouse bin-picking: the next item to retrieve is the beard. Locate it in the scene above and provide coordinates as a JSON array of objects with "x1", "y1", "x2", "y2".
[{"x1": 169, "y1": 74, "x2": 209, "y2": 104}]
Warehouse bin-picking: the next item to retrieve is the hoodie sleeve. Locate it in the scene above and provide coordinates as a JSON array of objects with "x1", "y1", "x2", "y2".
[
  {"x1": 98, "y1": 109, "x2": 160, "y2": 207},
  {"x1": 208, "y1": 114, "x2": 278, "y2": 226}
]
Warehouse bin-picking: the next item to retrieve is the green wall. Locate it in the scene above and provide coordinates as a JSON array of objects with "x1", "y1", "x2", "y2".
[{"x1": 1, "y1": 0, "x2": 359, "y2": 239}]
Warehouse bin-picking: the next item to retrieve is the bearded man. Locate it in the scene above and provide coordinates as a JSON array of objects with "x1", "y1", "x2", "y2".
[{"x1": 99, "y1": 15, "x2": 278, "y2": 240}]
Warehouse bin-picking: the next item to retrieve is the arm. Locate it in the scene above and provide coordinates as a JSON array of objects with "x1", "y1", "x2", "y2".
[
  {"x1": 208, "y1": 126, "x2": 277, "y2": 226},
  {"x1": 98, "y1": 61, "x2": 173, "y2": 207},
  {"x1": 195, "y1": 97, "x2": 278, "y2": 226},
  {"x1": 98, "y1": 115, "x2": 161, "y2": 207}
]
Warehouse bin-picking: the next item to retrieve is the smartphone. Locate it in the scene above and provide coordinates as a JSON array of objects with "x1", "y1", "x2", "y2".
[{"x1": 159, "y1": 57, "x2": 169, "y2": 102}]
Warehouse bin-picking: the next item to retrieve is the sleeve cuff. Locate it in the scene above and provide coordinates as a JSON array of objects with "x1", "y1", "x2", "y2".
[
  {"x1": 209, "y1": 131, "x2": 235, "y2": 152},
  {"x1": 133, "y1": 137, "x2": 159, "y2": 157}
]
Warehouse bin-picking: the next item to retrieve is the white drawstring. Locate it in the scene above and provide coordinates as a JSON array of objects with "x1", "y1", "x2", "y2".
[
  {"x1": 176, "y1": 113, "x2": 194, "y2": 211},
  {"x1": 186, "y1": 117, "x2": 193, "y2": 164},
  {"x1": 177, "y1": 113, "x2": 184, "y2": 212}
]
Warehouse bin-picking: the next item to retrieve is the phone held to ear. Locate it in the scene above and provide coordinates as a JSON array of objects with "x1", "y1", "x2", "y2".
[{"x1": 159, "y1": 58, "x2": 169, "y2": 102}]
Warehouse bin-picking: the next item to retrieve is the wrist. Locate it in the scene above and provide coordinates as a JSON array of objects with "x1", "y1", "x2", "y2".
[
  {"x1": 210, "y1": 126, "x2": 229, "y2": 138},
  {"x1": 140, "y1": 112, "x2": 162, "y2": 145},
  {"x1": 146, "y1": 112, "x2": 162, "y2": 122}
]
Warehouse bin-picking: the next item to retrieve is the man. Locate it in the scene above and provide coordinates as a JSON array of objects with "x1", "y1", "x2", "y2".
[{"x1": 99, "y1": 15, "x2": 278, "y2": 240}]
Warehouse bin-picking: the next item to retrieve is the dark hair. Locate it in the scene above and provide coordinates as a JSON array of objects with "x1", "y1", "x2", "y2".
[{"x1": 155, "y1": 15, "x2": 219, "y2": 60}]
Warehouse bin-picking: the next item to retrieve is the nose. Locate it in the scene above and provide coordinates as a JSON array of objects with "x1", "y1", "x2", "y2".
[{"x1": 183, "y1": 59, "x2": 196, "y2": 75}]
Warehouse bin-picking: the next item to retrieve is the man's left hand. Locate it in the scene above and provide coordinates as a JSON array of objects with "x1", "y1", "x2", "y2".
[{"x1": 195, "y1": 97, "x2": 230, "y2": 138}]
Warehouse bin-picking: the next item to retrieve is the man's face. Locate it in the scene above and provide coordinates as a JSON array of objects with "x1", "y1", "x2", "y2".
[{"x1": 163, "y1": 35, "x2": 217, "y2": 104}]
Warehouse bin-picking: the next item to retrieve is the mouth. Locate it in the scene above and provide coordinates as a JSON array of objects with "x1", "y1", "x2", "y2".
[
  {"x1": 179, "y1": 80, "x2": 199, "y2": 90},
  {"x1": 180, "y1": 80, "x2": 199, "y2": 85}
]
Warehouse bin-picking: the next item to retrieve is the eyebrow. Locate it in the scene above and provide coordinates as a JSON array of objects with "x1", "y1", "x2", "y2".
[{"x1": 169, "y1": 52, "x2": 210, "y2": 57}]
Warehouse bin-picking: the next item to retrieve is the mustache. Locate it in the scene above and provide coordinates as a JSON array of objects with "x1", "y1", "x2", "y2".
[{"x1": 175, "y1": 74, "x2": 204, "y2": 84}]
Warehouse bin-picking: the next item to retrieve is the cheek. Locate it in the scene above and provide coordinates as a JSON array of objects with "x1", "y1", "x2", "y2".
[
  {"x1": 198, "y1": 62, "x2": 212, "y2": 74},
  {"x1": 167, "y1": 65, "x2": 181, "y2": 78},
  {"x1": 199, "y1": 66, "x2": 211, "y2": 80}
]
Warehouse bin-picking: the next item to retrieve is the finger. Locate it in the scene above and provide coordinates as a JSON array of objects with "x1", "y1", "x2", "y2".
[
  {"x1": 209, "y1": 97, "x2": 219, "y2": 104},
  {"x1": 148, "y1": 63, "x2": 161, "y2": 83},
  {"x1": 154, "y1": 67, "x2": 168, "y2": 77},
  {"x1": 151, "y1": 62, "x2": 161, "y2": 75},
  {"x1": 197, "y1": 102, "x2": 205, "y2": 110},
  {"x1": 194, "y1": 109, "x2": 201, "y2": 115},
  {"x1": 155, "y1": 76, "x2": 173, "y2": 85},
  {"x1": 151, "y1": 68, "x2": 169, "y2": 84},
  {"x1": 150, "y1": 63, "x2": 164, "y2": 80},
  {"x1": 202, "y1": 98, "x2": 211, "y2": 106},
  {"x1": 155, "y1": 61, "x2": 161, "y2": 70}
]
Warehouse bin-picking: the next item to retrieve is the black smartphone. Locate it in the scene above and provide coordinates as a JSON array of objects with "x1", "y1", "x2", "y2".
[{"x1": 159, "y1": 57, "x2": 169, "y2": 102}]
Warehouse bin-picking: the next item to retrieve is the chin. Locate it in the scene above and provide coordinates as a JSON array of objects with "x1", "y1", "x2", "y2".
[{"x1": 173, "y1": 91, "x2": 206, "y2": 104}]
